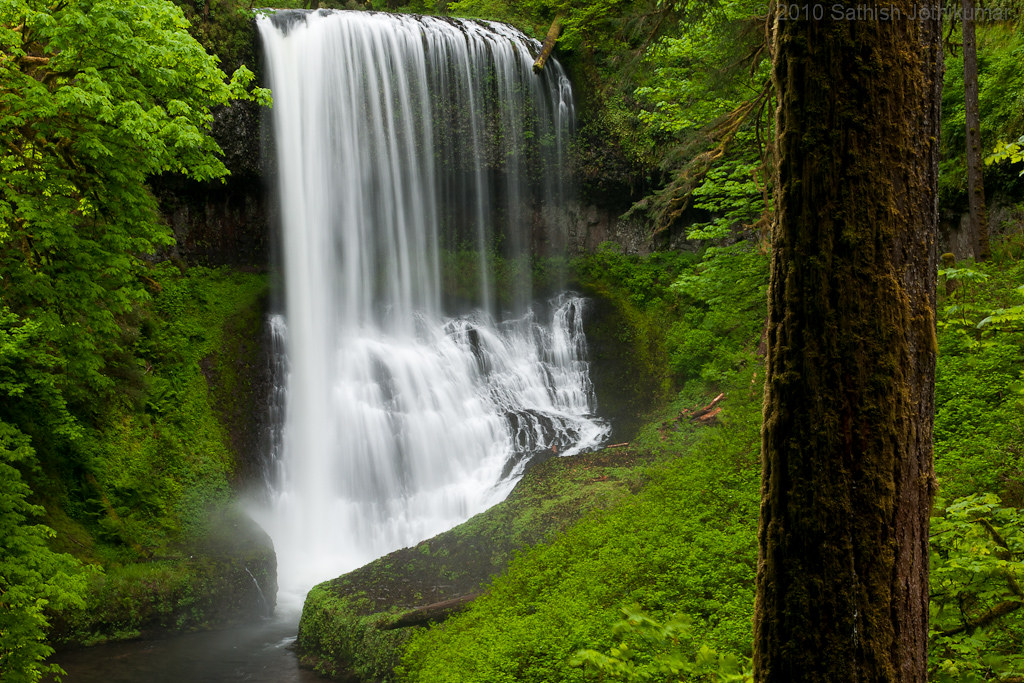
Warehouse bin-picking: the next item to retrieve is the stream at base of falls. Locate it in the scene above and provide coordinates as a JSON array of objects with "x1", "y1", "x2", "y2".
[{"x1": 51, "y1": 613, "x2": 318, "y2": 682}]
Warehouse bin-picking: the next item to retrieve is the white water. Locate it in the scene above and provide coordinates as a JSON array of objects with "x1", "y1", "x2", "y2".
[{"x1": 255, "y1": 10, "x2": 607, "y2": 606}]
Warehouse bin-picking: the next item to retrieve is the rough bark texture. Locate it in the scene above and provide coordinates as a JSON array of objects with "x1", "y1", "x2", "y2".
[
  {"x1": 754, "y1": 4, "x2": 941, "y2": 681},
  {"x1": 962, "y1": 0, "x2": 990, "y2": 260}
]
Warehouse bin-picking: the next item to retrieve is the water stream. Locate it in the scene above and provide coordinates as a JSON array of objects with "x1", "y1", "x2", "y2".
[
  {"x1": 54, "y1": 11, "x2": 606, "y2": 679},
  {"x1": 252, "y1": 9, "x2": 608, "y2": 603},
  {"x1": 53, "y1": 614, "x2": 319, "y2": 683}
]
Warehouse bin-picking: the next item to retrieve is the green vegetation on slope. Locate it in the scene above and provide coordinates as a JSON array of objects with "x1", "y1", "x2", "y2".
[
  {"x1": 935, "y1": 256, "x2": 1024, "y2": 504},
  {"x1": 399, "y1": 373, "x2": 763, "y2": 683},
  {"x1": 297, "y1": 448, "x2": 649, "y2": 681},
  {"x1": 391, "y1": 236, "x2": 1024, "y2": 683},
  {"x1": 44, "y1": 265, "x2": 273, "y2": 646},
  {"x1": 397, "y1": 241, "x2": 768, "y2": 682}
]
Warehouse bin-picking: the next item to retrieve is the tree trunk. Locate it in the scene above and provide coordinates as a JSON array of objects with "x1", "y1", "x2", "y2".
[
  {"x1": 963, "y1": 0, "x2": 990, "y2": 260},
  {"x1": 754, "y1": 4, "x2": 941, "y2": 681},
  {"x1": 533, "y1": 15, "x2": 563, "y2": 73}
]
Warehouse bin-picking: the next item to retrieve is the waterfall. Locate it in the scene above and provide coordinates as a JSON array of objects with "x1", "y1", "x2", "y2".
[{"x1": 255, "y1": 9, "x2": 608, "y2": 605}]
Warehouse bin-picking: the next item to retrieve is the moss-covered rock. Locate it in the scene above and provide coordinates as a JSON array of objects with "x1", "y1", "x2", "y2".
[
  {"x1": 295, "y1": 446, "x2": 653, "y2": 681},
  {"x1": 579, "y1": 283, "x2": 673, "y2": 442}
]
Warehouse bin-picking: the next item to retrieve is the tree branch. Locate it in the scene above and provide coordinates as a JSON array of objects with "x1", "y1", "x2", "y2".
[
  {"x1": 939, "y1": 600, "x2": 1024, "y2": 637},
  {"x1": 533, "y1": 15, "x2": 563, "y2": 73},
  {"x1": 378, "y1": 593, "x2": 479, "y2": 630}
]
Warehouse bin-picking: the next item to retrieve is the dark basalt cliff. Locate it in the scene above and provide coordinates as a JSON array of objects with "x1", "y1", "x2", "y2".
[{"x1": 154, "y1": 98, "x2": 273, "y2": 268}]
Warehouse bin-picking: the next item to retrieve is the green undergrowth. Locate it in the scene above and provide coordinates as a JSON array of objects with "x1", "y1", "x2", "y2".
[
  {"x1": 935, "y1": 251, "x2": 1024, "y2": 505},
  {"x1": 570, "y1": 241, "x2": 767, "y2": 437},
  {"x1": 43, "y1": 264, "x2": 272, "y2": 644},
  {"x1": 298, "y1": 239, "x2": 1024, "y2": 682},
  {"x1": 395, "y1": 243, "x2": 771, "y2": 683},
  {"x1": 398, "y1": 365, "x2": 764, "y2": 683},
  {"x1": 394, "y1": 241, "x2": 1024, "y2": 683},
  {"x1": 929, "y1": 246, "x2": 1024, "y2": 681}
]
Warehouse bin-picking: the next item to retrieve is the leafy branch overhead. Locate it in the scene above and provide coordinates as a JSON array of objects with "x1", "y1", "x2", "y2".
[{"x1": 0, "y1": 0, "x2": 268, "y2": 400}]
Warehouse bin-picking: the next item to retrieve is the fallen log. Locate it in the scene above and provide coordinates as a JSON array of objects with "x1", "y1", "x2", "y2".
[
  {"x1": 532, "y1": 15, "x2": 563, "y2": 73},
  {"x1": 680, "y1": 392, "x2": 725, "y2": 422},
  {"x1": 379, "y1": 593, "x2": 480, "y2": 630}
]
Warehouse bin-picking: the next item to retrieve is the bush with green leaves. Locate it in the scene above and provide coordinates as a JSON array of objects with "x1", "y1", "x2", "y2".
[
  {"x1": 1, "y1": 424, "x2": 91, "y2": 683},
  {"x1": 665, "y1": 244, "x2": 768, "y2": 388},
  {"x1": 1, "y1": 309, "x2": 92, "y2": 682},
  {"x1": 629, "y1": 0, "x2": 771, "y2": 239},
  {"x1": 572, "y1": 607, "x2": 752, "y2": 682},
  {"x1": 935, "y1": 257, "x2": 1024, "y2": 504},
  {"x1": 930, "y1": 494, "x2": 1024, "y2": 682}
]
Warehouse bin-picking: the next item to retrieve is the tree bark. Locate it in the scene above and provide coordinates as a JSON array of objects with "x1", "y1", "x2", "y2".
[
  {"x1": 963, "y1": 0, "x2": 990, "y2": 260},
  {"x1": 754, "y1": 4, "x2": 941, "y2": 681}
]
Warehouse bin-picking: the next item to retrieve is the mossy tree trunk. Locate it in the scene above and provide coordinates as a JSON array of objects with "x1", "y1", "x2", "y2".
[
  {"x1": 963, "y1": 0, "x2": 990, "y2": 261},
  {"x1": 754, "y1": 5, "x2": 941, "y2": 681}
]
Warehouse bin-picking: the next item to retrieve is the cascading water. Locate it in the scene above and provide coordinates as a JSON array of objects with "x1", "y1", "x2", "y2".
[{"x1": 255, "y1": 9, "x2": 608, "y2": 605}]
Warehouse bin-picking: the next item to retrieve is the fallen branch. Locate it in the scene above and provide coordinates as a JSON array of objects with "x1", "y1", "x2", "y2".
[
  {"x1": 680, "y1": 393, "x2": 725, "y2": 423},
  {"x1": 605, "y1": 442, "x2": 629, "y2": 449},
  {"x1": 379, "y1": 593, "x2": 480, "y2": 630},
  {"x1": 978, "y1": 517, "x2": 1023, "y2": 597},
  {"x1": 532, "y1": 15, "x2": 563, "y2": 73}
]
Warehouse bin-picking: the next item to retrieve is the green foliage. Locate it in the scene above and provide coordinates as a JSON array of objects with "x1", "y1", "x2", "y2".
[
  {"x1": 685, "y1": 154, "x2": 767, "y2": 241},
  {"x1": 0, "y1": 2, "x2": 271, "y2": 668},
  {"x1": 627, "y1": 0, "x2": 770, "y2": 239},
  {"x1": 941, "y1": 26, "x2": 1024, "y2": 211},
  {"x1": 1, "y1": 424, "x2": 90, "y2": 682},
  {"x1": 938, "y1": 266, "x2": 992, "y2": 332},
  {"x1": 930, "y1": 495, "x2": 1024, "y2": 683},
  {"x1": 297, "y1": 586, "x2": 411, "y2": 681},
  {"x1": 935, "y1": 258, "x2": 1024, "y2": 503},
  {"x1": 392, "y1": 242, "x2": 766, "y2": 683},
  {"x1": 82, "y1": 266, "x2": 266, "y2": 552},
  {"x1": 59, "y1": 539, "x2": 272, "y2": 647},
  {"x1": 986, "y1": 136, "x2": 1024, "y2": 174},
  {"x1": 572, "y1": 607, "x2": 752, "y2": 682},
  {"x1": 573, "y1": 243, "x2": 697, "y2": 311},
  {"x1": 666, "y1": 244, "x2": 768, "y2": 387},
  {"x1": 399, "y1": 354, "x2": 765, "y2": 683},
  {"x1": 1, "y1": 308, "x2": 92, "y2": 681},
  {"x1": 0, "y1": 0, "x2": 267, "y2": 407},
  {"x1": 571, "y1": 243, "x2": 697, "y2": 418}
]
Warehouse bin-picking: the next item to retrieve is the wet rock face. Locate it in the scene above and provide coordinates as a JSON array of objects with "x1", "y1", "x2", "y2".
[
  {"x1": 197, "y1": 507, "x2": 278, "y2": 621},
  {"x1": 51, "y1": 508, "x2": 277, "y2": 647},
  {"x1": 154, "y1": 100, "x2": 271, "y2": 268}
]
